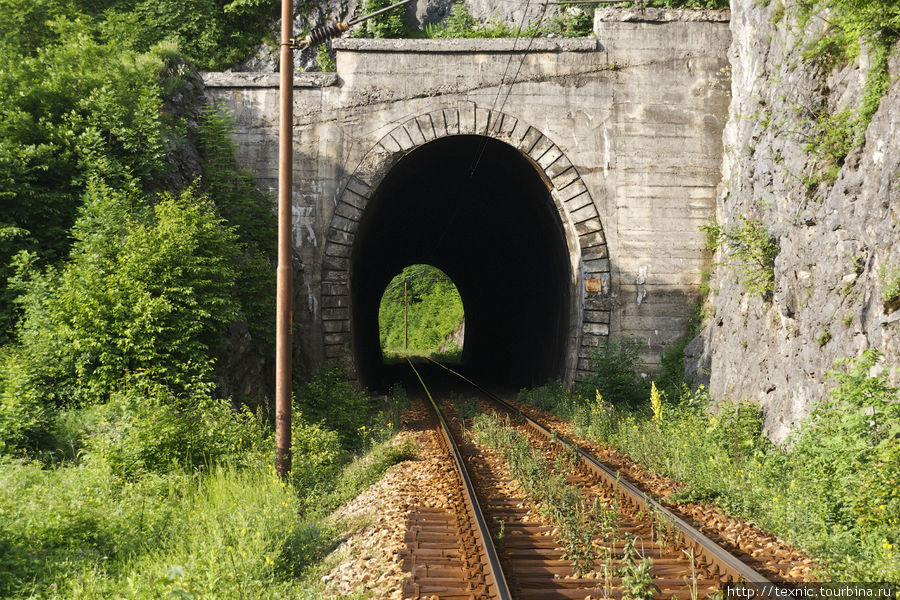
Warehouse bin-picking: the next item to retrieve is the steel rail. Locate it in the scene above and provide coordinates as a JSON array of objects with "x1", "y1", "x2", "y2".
[
  {"x1": 424, "y1": 357, "x2": 775, "y2": 597},
  {"x1": 407, "y1": 359, "x2": 513, "y2": 600}
]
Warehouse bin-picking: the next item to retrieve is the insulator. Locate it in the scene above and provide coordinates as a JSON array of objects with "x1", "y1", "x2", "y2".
[{"x1": 307, "y1": 21, "x2": 348, "y2": 46}]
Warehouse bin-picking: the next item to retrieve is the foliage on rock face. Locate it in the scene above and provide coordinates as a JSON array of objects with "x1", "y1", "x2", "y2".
[
  {"x1": 354, "y1": 0, "x2": 408, "y2": 38},
  {"x1": 425, "y1": 2, "x2": 518, "y2": 38},
  {"x1": 378, "y1": 264, "x2": 465, "y2": 358},
  {"x1": 701, "y1": 217, "x2": 779, "y2": 300},
  {"x1": 797, "y1": 0, "x2": 899, "y2": 180},
  {"x1": 422, "y1": 0, "x2": 726, "y2": 40}
]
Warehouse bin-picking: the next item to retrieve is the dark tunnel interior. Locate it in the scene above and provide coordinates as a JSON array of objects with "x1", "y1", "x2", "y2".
[{"x1": 350, "y1": 135, "x2": 573, "y2": 391}]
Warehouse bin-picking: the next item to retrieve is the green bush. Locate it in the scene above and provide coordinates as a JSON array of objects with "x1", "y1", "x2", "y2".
[
  {"x1": 290, "y1": 416, "x2": 348, "y2": 496},
  {"x1": 656, "y1": 338, "x2": 691, "y2": 400},
  {"x1": 542, "y1": 7, "x2": 595, "y2": 37},
  {"x1": 13, "y1": 184, "x2": 243, "y2": 407},
  {"x1": 0, "y1": 429, "x2": 419, "y2": 599},
  {"x1": 425, "y1": 2, "x2": 521, "y2": 38},
  {"x1": 578, "y1": 337, "x2": 650, "y2": 409},
  {"x1": 85, "y1": 377, "x2": 270, "y2": 478},
  {"x1": 805, "y1": 109, "x2": 857, "y2": 181},
  {"x1": 518, "y1": 379, "x2": 571, "y2": 414},
  {"x1": 792, "y1": 350, "x2": 899, "y2": 536},
  {"x1": 295, "y1": 366, "x2": 372, "y2": 450},
  {"x1": 0, "y1": 351, "x2": 50, "y2": 454}
]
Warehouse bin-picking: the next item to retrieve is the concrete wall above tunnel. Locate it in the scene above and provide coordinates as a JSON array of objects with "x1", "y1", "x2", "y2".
[{"x1": 201, "y1": 9, "x2": 731, "y2": 388}]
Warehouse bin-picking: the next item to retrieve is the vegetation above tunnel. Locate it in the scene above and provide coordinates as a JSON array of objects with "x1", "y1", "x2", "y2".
[{"x1": 351, "y1": 0, "x2": 730, "y2": 40}]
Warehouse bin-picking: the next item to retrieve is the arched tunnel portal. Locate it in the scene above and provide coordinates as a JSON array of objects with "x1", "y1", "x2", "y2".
[
  {"x1": 320, "y1": 108, "x2": 611, "y2": 392},
  {"x1": 351, "y1": 135, "x2": 573, "y2": 389}
]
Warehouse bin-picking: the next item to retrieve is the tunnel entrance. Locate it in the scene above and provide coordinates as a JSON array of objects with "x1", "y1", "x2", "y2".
[{"x1": 351, "y1": 135, "x2": 574, "y2": 391}]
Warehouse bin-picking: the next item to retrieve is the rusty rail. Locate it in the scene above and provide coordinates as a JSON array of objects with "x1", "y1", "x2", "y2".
[
  {"x1": 424, "y1": 357, "x2": 774, "y2": 597},
  {"x1": 408, "y1": 359, "x2": 513, "y2": 600}
]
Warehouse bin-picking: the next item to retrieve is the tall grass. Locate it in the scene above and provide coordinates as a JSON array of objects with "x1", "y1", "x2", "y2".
[
  {"x1": 0, "y1": 433, "x2": 416, "y2": 599},
  {"x1": 0, "y1": 372, "x2": 417, "y2": 600},
  {"x1": 519, "y1": 350, "x2": 900, "y2": 581}
]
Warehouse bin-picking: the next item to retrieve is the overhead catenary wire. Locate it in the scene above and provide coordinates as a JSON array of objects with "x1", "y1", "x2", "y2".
[
  {"x1": 430, "y1": 2, "x2": 550, "y2": 263},
  {"x1": 469, "y1": 0, "x2": 550, "y2": 178}
]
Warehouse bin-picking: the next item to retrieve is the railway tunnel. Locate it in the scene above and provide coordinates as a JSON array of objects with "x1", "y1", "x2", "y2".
[{"x1": 350, "y1": 135, "x2": 574, "y2": 391}]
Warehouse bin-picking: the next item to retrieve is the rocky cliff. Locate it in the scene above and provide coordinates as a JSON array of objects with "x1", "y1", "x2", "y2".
[{"x1": 686, "y1": 0, "x2": 899, "y2": 442}]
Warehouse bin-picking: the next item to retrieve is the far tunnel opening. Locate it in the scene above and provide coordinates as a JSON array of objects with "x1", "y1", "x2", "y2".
[
  {"x1": 351, "y1": 135, "x2": 573, "y2": 391},
  {"x1": 378, "y1": 264, "x2": 465, "y2": 361}
]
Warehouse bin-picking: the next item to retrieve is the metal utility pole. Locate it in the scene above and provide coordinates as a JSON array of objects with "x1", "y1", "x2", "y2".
[
  {"x1": 275, "y1": 0, "x2": 293, "y2": 478},
  {"x1": 274, "y1": 0, "x2": 414, "y2": 478}
]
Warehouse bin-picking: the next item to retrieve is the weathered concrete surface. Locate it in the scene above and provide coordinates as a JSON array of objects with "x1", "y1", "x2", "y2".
[
  {"x1": 203, "y1": 12, "x2": 731, "y2": 384},
  {"x1": 686, "y1": 0, "x2": 899, "y2": 442}
]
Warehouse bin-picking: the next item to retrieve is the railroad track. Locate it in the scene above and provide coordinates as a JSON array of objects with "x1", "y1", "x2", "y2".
[{"x1": 400, "y1": 358, "x2": 774, "y2": 600}]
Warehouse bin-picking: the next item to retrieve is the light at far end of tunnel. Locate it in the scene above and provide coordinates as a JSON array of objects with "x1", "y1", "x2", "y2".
[{"x1": 378, "y1": 264, "x2": 465, "y2": 362}]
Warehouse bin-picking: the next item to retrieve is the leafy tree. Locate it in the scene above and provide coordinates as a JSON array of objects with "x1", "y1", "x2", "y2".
[
  {"x1": 0, "y1": 15, "x2": 170, "y2": 340},
  {"x1": 13, "y1": 183, "x2": 243, "y2": 407}
]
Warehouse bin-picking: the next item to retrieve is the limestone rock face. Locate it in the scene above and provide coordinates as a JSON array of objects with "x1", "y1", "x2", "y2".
[{"x1": 686, "y1": 0, "x2": 899, "y2": 442}]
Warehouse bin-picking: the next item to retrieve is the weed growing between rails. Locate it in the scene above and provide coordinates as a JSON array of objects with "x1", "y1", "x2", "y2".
[
  {"x1": 621, "y1": 534, "x2": 659, "y2": 600},
  {"x1": 517, "y1": 349, "x2": 900, "y2": 581},
  {"x1": 472, "y1": 412, "x2": 611, "y2": 578}
]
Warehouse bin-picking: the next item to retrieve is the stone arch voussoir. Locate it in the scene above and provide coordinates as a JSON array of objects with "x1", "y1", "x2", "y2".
[{"x1": 321, "y1": 102, "x2": 611, "y2": 384}]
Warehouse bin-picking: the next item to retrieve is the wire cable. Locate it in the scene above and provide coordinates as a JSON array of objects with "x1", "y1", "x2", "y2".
[{"x1": 469, "y1": 0, "x2": 550, "y2": 178}]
